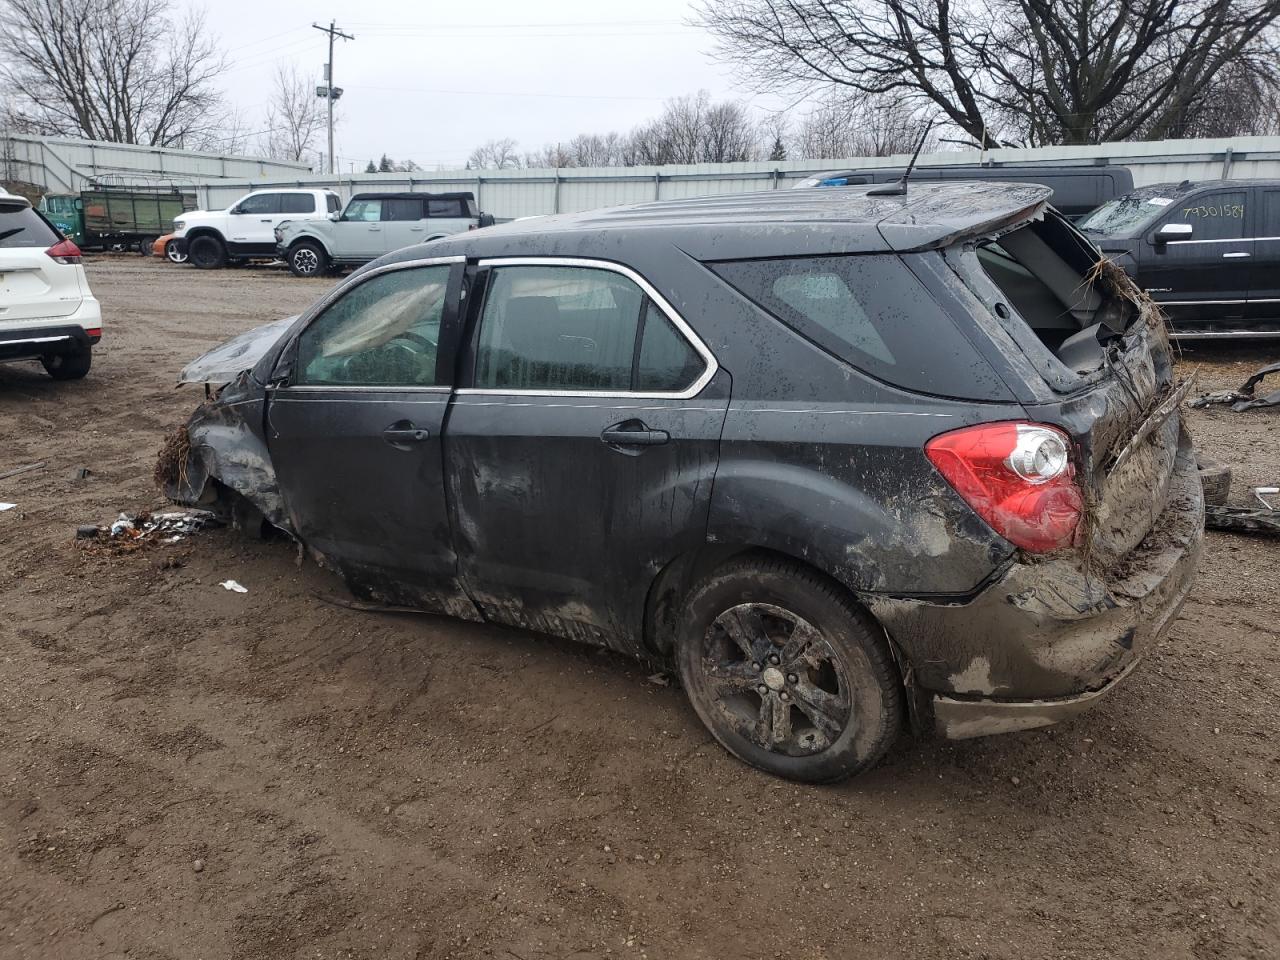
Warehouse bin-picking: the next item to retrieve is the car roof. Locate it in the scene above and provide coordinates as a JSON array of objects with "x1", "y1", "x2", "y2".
[
  {"x1": 247, "y1": 188, "x2": 333, "y2": 194},
  {"x1": 1122, "y1": 179, "x2": 1280, "y2": 196},
  {"x1": 391, "y1": 180, "x2": 1053, "y2": 263},
  {"x1": 816, "y1": 164, "x2": 1118, "y2": 178},
  {"x1": 348, "y1": 191, "x2": 475, "y2": 202}
]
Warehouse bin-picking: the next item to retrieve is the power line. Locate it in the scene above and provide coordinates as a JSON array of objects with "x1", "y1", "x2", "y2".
[{"x1": 345, "y1": 84, "x2": 669, "y2": 102}]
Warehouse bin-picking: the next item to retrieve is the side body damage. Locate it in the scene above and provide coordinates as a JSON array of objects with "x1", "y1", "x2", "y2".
[{"x1": 165, "y1": 183, "x2": 1203, "y2": 748}]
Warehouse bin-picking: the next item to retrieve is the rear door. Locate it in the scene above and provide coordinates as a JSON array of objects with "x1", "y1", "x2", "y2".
[
  {"x1": 424, "y1": 197, "x2": 473, "y2": 237},
  {"x1": 0, "y1": 200, "x2": 82, "y2": 322},
  {"x1": 444, "y1": 258, "x2": 727, "y2": 652},
  {"x1": 265, "y1": 257, "x2": 475, "y2": 613},
  {"x1": 380, "y1": 197, "x2": 426, "y2": 252},
  {"x1": 1245, "y1": 186, "x2": 1280, "y2": 327},
  {"x1": 1139, "y1": 187, "x2": 1251, "y2": 326}
]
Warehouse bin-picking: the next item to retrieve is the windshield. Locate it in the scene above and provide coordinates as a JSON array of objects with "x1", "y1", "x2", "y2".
[{"x1": 1077, "y1": 193, "x2": 1174, "y2": 237}]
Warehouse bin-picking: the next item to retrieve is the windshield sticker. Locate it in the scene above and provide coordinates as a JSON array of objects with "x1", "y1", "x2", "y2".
[{"x1": 1147, "y1": 197, "x2": 1173, "y2": 206}]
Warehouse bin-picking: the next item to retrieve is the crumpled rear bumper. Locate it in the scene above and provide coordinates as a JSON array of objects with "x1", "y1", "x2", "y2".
[{"x1": 871, "y1": 434, "x2": 1204, "y2": 739}]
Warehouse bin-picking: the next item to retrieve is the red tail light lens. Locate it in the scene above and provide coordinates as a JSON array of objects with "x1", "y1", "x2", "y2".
[
  {"x1": 46, "y1": 239, "x2": 82, "y2": 264},
  {"x1": 925, "y1": 421, "x2": 1083, "y2": 553}
]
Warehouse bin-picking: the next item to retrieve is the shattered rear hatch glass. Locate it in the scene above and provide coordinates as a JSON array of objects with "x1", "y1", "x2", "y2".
[{"x1": 943, "y1": 207, "x2": 1190, "y2": 568}]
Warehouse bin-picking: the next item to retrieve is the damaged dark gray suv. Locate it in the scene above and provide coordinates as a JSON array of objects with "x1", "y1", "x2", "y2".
[{"x1": 167, "y1": 182, "x2": 1203, "y2": 782}]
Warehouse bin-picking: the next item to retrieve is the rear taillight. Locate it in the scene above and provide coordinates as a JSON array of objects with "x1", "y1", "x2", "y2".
[
  {"x1": 46, "y1": 238, "x2": 82, "y2": 264},
  {"x1": 925, "y1": 421, "x2": 1083, "y2": 553}
]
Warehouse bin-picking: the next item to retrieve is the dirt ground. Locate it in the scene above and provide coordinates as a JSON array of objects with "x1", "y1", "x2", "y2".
[{"x1": 1, "y1": 257, "x2": 1278, "y2": 960}]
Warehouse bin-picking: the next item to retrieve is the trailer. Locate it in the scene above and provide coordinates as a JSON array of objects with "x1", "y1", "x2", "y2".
[{"x1": 39, "y1": 187, "x2": 196, "y2": 252}]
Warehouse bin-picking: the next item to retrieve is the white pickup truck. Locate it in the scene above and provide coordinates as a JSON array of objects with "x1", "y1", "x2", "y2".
[
  {"x1": 274, "y1": 191, "x2": 492, "y2": 277},
  {"x1": 174, "y1": 188, "x2": 340, "y2": 269}
]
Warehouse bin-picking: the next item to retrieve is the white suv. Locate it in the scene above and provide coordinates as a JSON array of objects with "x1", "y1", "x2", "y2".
[
  {"x1": 174, "y1": 188, "x2": 340, "y2": 269},
  {"x1": 0, "y1": 188, "x2": 101, "y2": 380}
]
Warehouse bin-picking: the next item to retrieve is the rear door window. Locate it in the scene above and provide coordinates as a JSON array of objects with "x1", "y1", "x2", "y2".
[
  {"x1": 384, "y1": 198, "x2": 423, "y2": 221},
  {"x1": 1166, "y1": 191, "x2": 1247, "y2": 241},
  {"x1": 280, "y1": 194, "x2": 317, "y2": 214},
  {"x1": 0, "y1": 203, "x2": 60, "y2": 248},
  {"x1": 710, "y1": 254, "x2": 995, "y2": 399},
  {"x1": 473, "y1": 264, "x2": 707, "y2": 394}
]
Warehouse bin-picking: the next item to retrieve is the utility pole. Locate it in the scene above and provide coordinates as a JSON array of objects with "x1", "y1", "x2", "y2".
[{"x1": 312, "y1": 20, "x2": 354, "y2": 176}]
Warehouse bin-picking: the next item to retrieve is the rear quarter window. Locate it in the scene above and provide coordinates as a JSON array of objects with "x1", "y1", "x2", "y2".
[
  {"x1": 0, "y1": 203, "x2": 60, "y2": 248},
  {"x1": 709, "y1": 254, "x2": 1002, "y2": 400}
]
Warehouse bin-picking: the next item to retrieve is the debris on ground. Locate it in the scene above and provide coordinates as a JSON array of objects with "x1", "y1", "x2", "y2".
[
  {"x1": 1205, "y1": 487, "x2": 1280, "y2": 536},
  {"x1": 1189, "y1": 361, "x2": 1280, "y2": 411},
  {"x1": 0, "y1": 503, "x2": 16, "y2": 512},
  {"x1": 68, "y1": 467, "x2": 92, "y2": 482},
  {"x1": 76, "y1": 509, "x2": 222, "y2": 554},
  {"x1": 218, "y1": 580, "x2": 248, "y2": 593}
]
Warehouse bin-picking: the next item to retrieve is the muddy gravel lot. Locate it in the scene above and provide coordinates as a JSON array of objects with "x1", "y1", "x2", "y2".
[{"x1": 1, "y1": 258, "x2": 1278, "y2": 960}]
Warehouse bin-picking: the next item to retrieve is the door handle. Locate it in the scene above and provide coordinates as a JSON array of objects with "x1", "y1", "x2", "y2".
[
  {"x1": 601, "y1": 422, "x2": 669, "y2": 447},
  {"x1": 1223, "y1": 251, "x2": 1251, "y2": 259},
  {"x1": 260, "y1": 218, "x2": 273, "y2": 222},
  {"x1": 369, "y1": 227, "x2": 382, "y2": 232},
  {"x1": 382, "y1": 422, "x2": 430, "y2": 446}
]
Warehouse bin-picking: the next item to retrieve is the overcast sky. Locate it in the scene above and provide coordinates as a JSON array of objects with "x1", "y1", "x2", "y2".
[{"x1": 199, "y1": 0, "x2": 786, "y2": 170}]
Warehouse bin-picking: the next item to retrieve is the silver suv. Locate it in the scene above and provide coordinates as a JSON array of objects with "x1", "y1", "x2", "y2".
[{"x1": 275, "y1": 192, "x2": 491, "y2": 277}]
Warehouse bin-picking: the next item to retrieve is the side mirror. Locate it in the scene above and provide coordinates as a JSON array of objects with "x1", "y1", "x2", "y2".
[
  {"x1": 1155, "y1": 222, "x2": 1192, "y2": 243},
  {"x1": 328, "y1": 211, "x2": 340, "y2": 221}
]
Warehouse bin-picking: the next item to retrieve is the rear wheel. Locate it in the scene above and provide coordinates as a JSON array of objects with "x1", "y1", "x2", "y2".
[
  {"x1": 288, "y1": 241, "x2": 329, "y2": 278},
  {"x1": 675, "y1": 556, "x2": 902, "y2": 783},
  {"x1": 188, "y1": 235, "x2": 226, "y2": 269},
  {"x1": 165, "y1": 239, "x2": 188, "y2": 264},
  {"x1": 42, "y1": 347, "x2": 92, "y2": 380}
]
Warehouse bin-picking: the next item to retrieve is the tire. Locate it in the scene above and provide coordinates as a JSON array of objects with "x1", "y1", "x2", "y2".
[
  {"x1": 675, "y1": 556, "x2": 902, "y2": 783},
  {"x1": 165, "y1": 239, "x2": 188, "y2": 264},
  {"x1": 1198, "y1": 456, "x2": 1231, "y2": 507},
  {"x1": 188, "y1": 234, "x2": 227, "y2": 269},
  {"x1": 288, "y1": 241, "x2": 329, "y2": 278},
  {"x1": 137, "y1": 237, "x2": 155, "y2": 256},
  {"x1": 42, "y1": 347, "x2": 92, "y2": 380}
]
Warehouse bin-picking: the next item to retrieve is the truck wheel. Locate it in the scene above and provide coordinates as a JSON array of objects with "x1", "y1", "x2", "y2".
[
  {"x1": 288, "y1": 241, "x2": 329, "y2": 277},
  {"x1": 137, "y1": 237, "x2": 155, "y2": 256},
  {"x1": 675, "y1": 556, "x2": 902, "y2": 783},
  {"x1": 188, "y1": 235, "x2": 227, "y2": 269},
  {"x1": 165, "y1": 239, "x2": 188, "y2": 264},
  {"x1": 42, "y1": 347, "x2": 92, "y2": 381}
]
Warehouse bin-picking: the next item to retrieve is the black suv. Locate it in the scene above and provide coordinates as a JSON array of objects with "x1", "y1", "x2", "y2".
[
  {"x1": 1078, "y1": 179, "x2": 1280, "y2": 337},
  {"x1": 169, "y1": 182, "x2": 1203, "y2": 782}
]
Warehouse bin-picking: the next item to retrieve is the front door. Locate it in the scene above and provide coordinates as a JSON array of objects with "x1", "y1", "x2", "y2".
[
  {"x1": 1139, "y1": 187, "x2": 1252, "y2": 328},
  {"x1": 444, "y1": 259, "x2": 728, "y2": 653},
  {"x1": 339, "y1": 197, "x2": 388, "y2": 260},
  {"x1": 265, "y1": 258, "x2": 477, "y2": 616},
  {"x1": 227, "y1": 192, "x2": 284, "y2": 251}
]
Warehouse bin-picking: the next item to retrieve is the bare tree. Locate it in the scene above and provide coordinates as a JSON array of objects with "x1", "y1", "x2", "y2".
[
  {"x1": 698, "y1": 0, "x2": 1280, "y2": 145},
  {"x1": 467, "y1": 137, "x2": 522, "y2": 169},
  {"x1": 569, "y1": 132, "x2": 627, "y2": 166},
  {"x1": 263, "y1": 63, "x2": 325, "y2": 162},
  {"x1": 0, "y1": 0, "x2": 228, "y2": 147},
  {"x1": 525, "y1": 142, "x2": 576, "y2": 168},
  {"x1": 628, "y1": 91, "x2": 759, "y2": 164}
]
